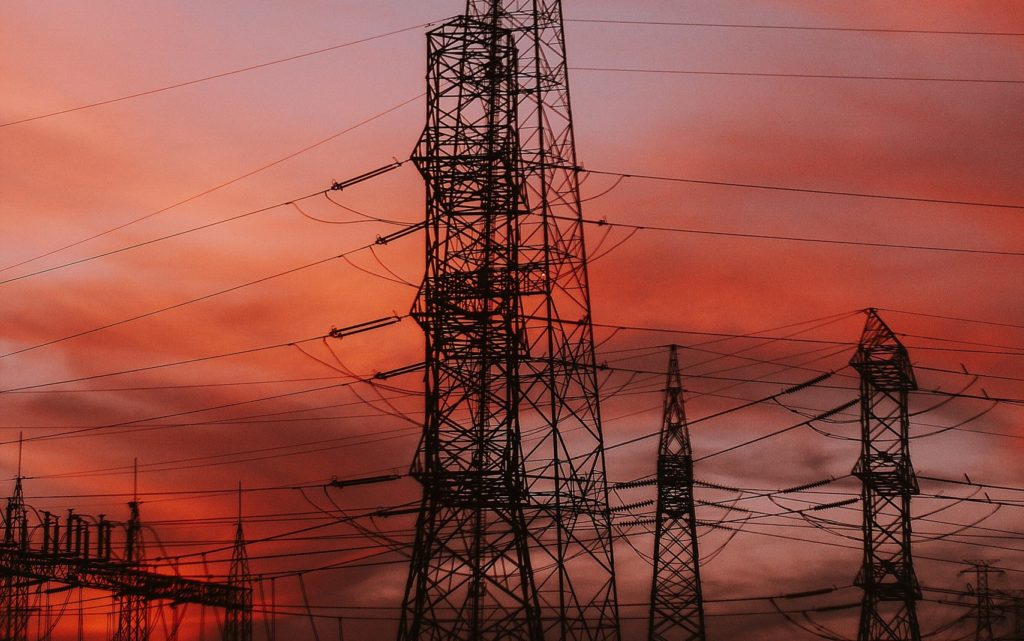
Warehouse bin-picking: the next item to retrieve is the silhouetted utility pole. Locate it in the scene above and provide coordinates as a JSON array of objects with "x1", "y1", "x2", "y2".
[
  {"x1": 851, "y1": 309, "x2": 921, "y2": 641},
  {"x1": 648, "y1": 345, "x2": 706, "y2": 641},
  {"x1": 401, "y1": 0, "x2": 619, "y2": 639},
  {"x1": 962, "y1": 561, "x2": 1003, "y2": 641}
]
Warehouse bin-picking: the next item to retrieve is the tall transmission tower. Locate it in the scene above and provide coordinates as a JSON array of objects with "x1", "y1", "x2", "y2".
[
  {"x1": 401, "y1": 0, "x2": 619, "y2": 639},
  {"x1": 962, "y1": 561, "x2": 1003, "y2": 641},
  {"x1": 851, "y1": 309, "x2": 921, "y2": 641},
  {"x1": 648, "y1": 345, "x2": 706, "y2": 641},
  {"x1": 402, "y1": 10, "x2": 543, "y2": 641},
  {"x1": 462, "y1": 2, "x2": 620, "y2": 638}
]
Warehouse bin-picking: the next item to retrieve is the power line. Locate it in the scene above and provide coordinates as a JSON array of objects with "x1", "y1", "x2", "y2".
[
  {"x1": 0, "y1": 22, "x2": 432, "y2": 129},
  {"x1": 570, "y1": 213, "x2": 1024, "y2": 258},
  {"x1": 0, "y1": 220, "x2": 418, "y2": 361},
  {"x1": 0, "y1": 95, "x2": 421, "y2": 276},
  {"x1": 579, "y1": 168, "x2": 1024, "y2": 211},
  {"x1": 573, "y1": 66, "x2": 1024, "y2": 85},
  {"x1": 0, "y1": 160, "x2": 407, "y2": 288},
  {"x1": 0, "y1": 315, "x2": 404, "y2": 393},
  {"x1": 564, "y1": 18, "x2": 1024, "y2": 37}
]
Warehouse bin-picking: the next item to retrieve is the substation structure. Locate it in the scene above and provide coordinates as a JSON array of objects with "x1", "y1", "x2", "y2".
[{"x1": 0, "y1": 477, "x2": 252, "y2": 641}]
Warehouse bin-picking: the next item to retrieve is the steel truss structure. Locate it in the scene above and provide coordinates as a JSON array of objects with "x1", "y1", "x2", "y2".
[
  {"x1": 0, "y1": 479, "x2": 250, "y2": 641},
  {"x1": 648, "y1": 346, "x2": 705, "y2": 641},
  {"x1": 402, "y1": 1, "x2": 619, "y2": 639},
  {"x1": 851, "y1": 309, "x2": 921, "y2": 641}
]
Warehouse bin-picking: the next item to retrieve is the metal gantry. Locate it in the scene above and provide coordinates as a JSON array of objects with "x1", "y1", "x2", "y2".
[
  {"x1": 648, "y1": 345, "x2": 706, "y2": 641},
  {"x1": 851, "y1": 309, "x2": 921, "y2": 641},
  {"x1": 402, "y1": 1, "x2": 619, "y2": 639},
  {"x1": 0, "y1": 479, "x2": 249, "y2": 641}
]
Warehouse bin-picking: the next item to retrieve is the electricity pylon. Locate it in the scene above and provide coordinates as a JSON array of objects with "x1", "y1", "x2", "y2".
[
  {"x1": 113, "y1": 467, "x2": 148, "y2": 641},
  {"x1": 851, "y1": 309, "x2": 921, "y2": 641},
  {"x1": 0, "y1": 475, "x2": 30, "y2": 641},
  {"x1": 402, "y1": 0, "x2": 619, "y2": 639},
  {"x1": 462, "y1": 2, "x2": 620, "y2": 639},
  {"x1": 402, "y1": 10, "x2": 543, "y2": 641},
  {"x1": 648, "y1": 345, "x2": 706, "y2": 641},
  {"x1": 962, "y1": 561, "x2": 1003, "y2": 641},
  {"x1": 225, "y1": 487, "x2": 253, "y2": 641}
]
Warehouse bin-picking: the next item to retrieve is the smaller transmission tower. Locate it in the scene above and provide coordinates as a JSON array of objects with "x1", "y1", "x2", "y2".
[
  {"x1": 114, "y1": 464, "x2": 148, "y2": 641},
  {"x1": 225, "y1": 487, "x2": 253, "y2": 641},
  {"x1": 962, "y1": 561, "x2": 1003, "y2": 641},
  {"x1": 0, "y1": 472, "x2": 30, "y2": 641},
  {"x1": 851, "y1": 309, "x2": 921, "y2": 641},
  {"x1": 648, "y1": 345, "x2": 706, "y2": 641},
  {"x1": 999, "y1": 591, "x2": 1024, "y2": 641}
]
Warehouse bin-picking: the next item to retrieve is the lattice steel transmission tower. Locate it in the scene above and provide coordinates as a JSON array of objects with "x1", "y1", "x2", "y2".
[
  {"x1": 224, "y1": 490, "x2": 253, "y2": 641},
  {"x1": 962, "y1": 561, "x2": 1003, "y2": 641},
  {"x1": 462, "y1": 2, "x2": 620, "y2": 639},
  {"x1": 402, "y1": 11, "x2": 543, "y2": 641},
  {"x1": 113, "y1": 496, "x2": 148, "y2": 641},
  {"x1": 401, "y1": 0, "x2": 619, "y2": 639},
  {"x1": 851, "y1": 309, "x2": 921, "y2": 641},
  {"x1": 648, "y1": 345, "x2": 705, "y2": 641},
  {"x1": 0, "y1": 476, "x2": 30, "y2": 641}
]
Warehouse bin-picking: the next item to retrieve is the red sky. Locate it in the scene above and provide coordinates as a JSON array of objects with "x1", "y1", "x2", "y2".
[{"x1": 2, "y1": 2, "x2": 1023, "y2": 639}]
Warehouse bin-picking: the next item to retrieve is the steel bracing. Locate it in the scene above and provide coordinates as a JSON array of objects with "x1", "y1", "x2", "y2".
[
  {"x1": 402, "y1": 1, "x2": 619, "y2": 639},
  {"x1": 851, "y1": 309, "x2": 921, "y2": 641},
  {"x1": 963, "y1": 561, "x2": 1002, "y2": 641},
  {"x1": 0, "y1": 480, "x2": 248, "y2": 641},
  {"x1": 648, "y1": 345, "x2": 706, "y2": 641},
  {"x1": 0, "y1": 478, "x2": 31, "y2": 641},
  {"x1": 402, "y1": 13, "x2": 542, "y2": 641},
  {"x1": 225, "y1": 515, "x2": 253, "y2": 641}
]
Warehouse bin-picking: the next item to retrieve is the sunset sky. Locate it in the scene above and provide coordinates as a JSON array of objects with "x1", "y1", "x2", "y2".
[{"x1": 2, "y1": 2, "x2": 1023, "y2": 639}]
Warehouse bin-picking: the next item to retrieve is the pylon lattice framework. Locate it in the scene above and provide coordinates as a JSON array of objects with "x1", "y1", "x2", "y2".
[
  {"x1": 400, "y1": 0, "x2": 619, "y2": 640},
  {"x1": 851, "y1": 309, "x2": 921, "y2": 641},
  {"x1": 648, "y1": 345, "x2": 706, "y2": 641}
]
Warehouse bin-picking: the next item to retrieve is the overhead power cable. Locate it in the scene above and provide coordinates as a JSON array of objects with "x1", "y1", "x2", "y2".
[
  {"x1": 565, "y1": 18, "x2": 1024, "y2": 37},
  {"x1": 0, "y1": 22, "x2": 433, "y2": 129},
  {"x1": 556, "y1": 212, "x2": 1024, "y2": 257},
  {"x1": 573, "y1": 66, "x2": 1024, "y2": 85},
  {"x1": 605, "y1": 371, "x2": 836, "y2": 451},
  {"x1": 0, "y1": 218, "x2": 420, "y2": 362},
  {"x1": 578, "y1": 168, "x2": 1024, "y2": 211},
  {"x1": 0, "y1": 315, "x2": 403, "y2": 394},
  {"x1": 0, "y1": 95, "x2": 421, "y2": 275},
  {"x1": 0, "y1": 160, "x2": 406, "y2": 289}
]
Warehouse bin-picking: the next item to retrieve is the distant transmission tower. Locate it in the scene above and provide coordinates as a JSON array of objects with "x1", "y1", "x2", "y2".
[
  {"x1": 648, "y1": 345, "x2": 706, "y2": 641},
  {"x1": 962, "y1": 561, "x2": 1003, "y2": 641},
  {"x1": 225, "y1": 487, "x2": 253, "y2": 641},
  {"x1": 851, "y1": 309, "x2": 921, "y2": 641},
  {"x1": 113, "y1": 465, "x2": 148, "y2": 641},
  {"x1": 401, "y1": 0, "x2": 619, "y2": 639},
  {"x1": 0, "y1": 473, "x2": 30, "y2": 641}
]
